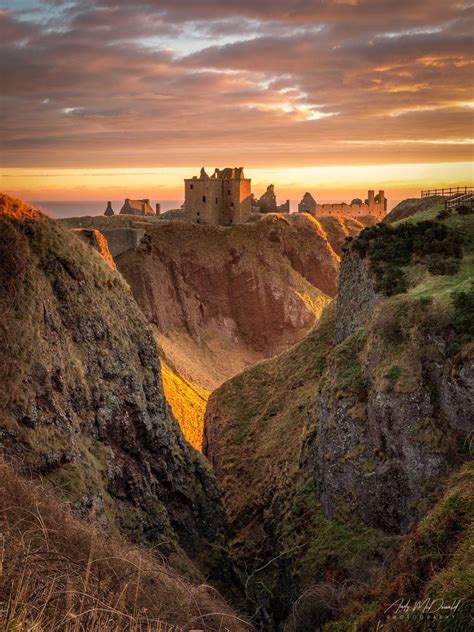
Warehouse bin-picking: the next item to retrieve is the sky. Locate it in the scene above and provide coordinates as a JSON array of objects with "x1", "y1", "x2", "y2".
[{"x1": 1, "y1": 0, "x2": 473, "y2": 205}]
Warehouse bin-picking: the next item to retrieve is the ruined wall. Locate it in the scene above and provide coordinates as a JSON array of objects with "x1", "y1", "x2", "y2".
[{"x1": 300, "y1": 190, "x2": 387, "y2": 220}]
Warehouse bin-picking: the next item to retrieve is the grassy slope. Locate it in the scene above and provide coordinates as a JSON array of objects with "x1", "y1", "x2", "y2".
[
  {"x1": 338, "y1": 463, "x2": 474, "y2": 631},
  {"x1": 206, "y1": 306, "x2": 396, "y2": 626},
  {"x1": 0, "y1": 458, "x2": 249, "y2": 632},
  {"x1": 397, "y1": 205, "x2": 474, "y2": 302},
  {"x1": 206, "y1": 200, "x2": 474, "y2": 628},
  {"x1": 160, "y1": 360, "x2": 209, "y2": 451}
]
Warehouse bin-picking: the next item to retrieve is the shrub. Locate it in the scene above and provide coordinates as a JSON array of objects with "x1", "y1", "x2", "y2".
[
  {"x1": 352, "y1": 221, "x2": 463, "y2": 295},
  {"x1": 456, "y1": 204, "x2": 473, "y2": 215},
  {"x1": 427, "y1": 255, "x2": 461, "y2": 276},
  {"x1": 437, "y1": 208, "x2": 451, "y2": 219},
  {"x1": 452, "y1": 284, "x2": 474, "y2": 342},
  {"x1": 385, "y1": 366, "x2": 401, "y2": 389}
]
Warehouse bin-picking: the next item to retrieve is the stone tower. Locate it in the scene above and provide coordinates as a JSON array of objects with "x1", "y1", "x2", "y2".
[{"x1": 184, "y1": 167, "x2": 252, "y2": 226}]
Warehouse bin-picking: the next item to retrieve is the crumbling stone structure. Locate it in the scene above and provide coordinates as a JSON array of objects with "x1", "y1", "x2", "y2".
[
  {"x1": 104, "y1": 201, "x2": 114, "y2": 216},
  {"x1": 120, "y1": 198, "x2": 155, "y2": 216},
  {"x1": 298, "y1": 190, "x2": 387, "y2": 219},
  {"x1": 298, "y1": 192, "x2": 317, "y2": 214},
  {"x1": 253, "y1": 184, "x2": 290, "y2": 214},
  {"x1": 184, "y1": 167, "x2": 252, "y2": 226}
]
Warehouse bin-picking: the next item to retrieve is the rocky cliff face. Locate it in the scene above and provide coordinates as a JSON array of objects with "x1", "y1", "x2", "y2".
[
  {"x1": 0, "y1": 195, "x2": 230, "y2": 582},
  {"x1": 309, "y1": 291, "x2": 473, "y2": 534},
  {"x1": 72, "y1": 227, "x2": 116, "y2": 268},
  {"x1": 117, "y1": 213, "x2": 338, "y2": 360},
  {"x1": 116, "y1": 213, "x2": 339, "y2": 448},
  {"x1": 63, "y1": 211, "x2": 374, "y2": 450},
  {"x1": 203, "y1": 201, "x2": 474, "y2": 628},
  {"x1": 314, "y1": 214, "x2": 377, "y2": 256}
]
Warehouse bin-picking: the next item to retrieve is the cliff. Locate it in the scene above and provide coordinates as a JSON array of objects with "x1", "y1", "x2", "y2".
[
  {"x1": 203, "y1": 199, "x2": 474, "y2": 628},
  {"x1": 62, "y1": 211, "x2": 376, "y2": 450},
  {"x1": 0, "y1": 195, "x2": 231, "y2": 585},
  {"x1": 116, "y1": 213, "x2": 340, "y2": 448}
]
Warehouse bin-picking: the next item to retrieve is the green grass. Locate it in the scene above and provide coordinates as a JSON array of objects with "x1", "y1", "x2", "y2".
[
  {"x1": 408, "y1": 254, "x2": 474, "y2": 303},
  {"x1": 390, "y1": 203, "x2": 444, "y2": 226},
  {"x1": 385, "y1": 365, "x2": 401, "y2": 388}
]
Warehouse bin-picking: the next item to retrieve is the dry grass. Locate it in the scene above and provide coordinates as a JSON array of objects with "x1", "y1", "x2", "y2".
[
  {"x1": 0, "y1": 459, "x2": 250, "y2": 632},
  {"x1": 160, "y1": 361, "x2": 210, "y2": 451}
]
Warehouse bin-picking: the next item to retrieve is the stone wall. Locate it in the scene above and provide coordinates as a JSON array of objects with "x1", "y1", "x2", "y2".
[
  {"x1": 300, "y1": 190, "x2": 387, "y2": 220},
  {"x1": 101, "y1": 227, "x2": 146, "y2": 258}
]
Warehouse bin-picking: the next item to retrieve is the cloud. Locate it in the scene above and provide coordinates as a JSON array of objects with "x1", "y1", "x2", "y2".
[{"x1": 0, "y1": 0, "x2": 472, "y2": 169}]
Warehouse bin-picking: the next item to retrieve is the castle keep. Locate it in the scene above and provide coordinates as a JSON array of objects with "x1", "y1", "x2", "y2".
[{"x1": 185, "y1": 167, "x2": 252, "y2": 226}]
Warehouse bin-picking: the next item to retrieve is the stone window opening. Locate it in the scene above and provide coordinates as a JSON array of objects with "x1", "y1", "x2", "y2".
[
  {"x1": 216, "y1": 197, "x2": 218, "y2": 204},
  {"x1": 228, "y1": 189, "x2": 231, "y2": 195},
  {"x1": 190, "y1": 184, "x2": 194, "y2": 190},
  {"x1": 231, "y1": 202, "x2": 234, "y2": 208},
  {"x1": 203, "y1": 195, "x2": 206, "y2": 203}
]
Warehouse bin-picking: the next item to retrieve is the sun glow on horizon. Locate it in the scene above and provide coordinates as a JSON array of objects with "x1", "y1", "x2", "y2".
[{"x1": 2, "y1": 162, "x2": 473, "y2": 204}]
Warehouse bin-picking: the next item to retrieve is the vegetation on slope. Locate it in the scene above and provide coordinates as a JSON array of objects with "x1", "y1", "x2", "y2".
[
  {"x1": 160, "y1": 360, "x2": 209, "y2": 451},
  {"x1": 330, "y1": 462, "x2": 474, "y2": 631},
  {"x1": 352, "y1": 221, "x2": 464, "y2": 295},
  {"x1": 204, "y1": 197, "x2": 474, "y2": 629},
  {"x1": 204, "y1": 306, "x2": 398, "y2": 628},
  {"x1": 0, "y1": 458, "x2": 249, "y2": 632}
]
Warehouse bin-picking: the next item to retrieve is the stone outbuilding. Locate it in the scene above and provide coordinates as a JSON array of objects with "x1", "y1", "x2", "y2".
[
  {"x1": 120, "y1": 198, "x2": 155, "y2": 216},
  {"x1": 298, "y1": 190, "x2": 387, "y2": 219}
]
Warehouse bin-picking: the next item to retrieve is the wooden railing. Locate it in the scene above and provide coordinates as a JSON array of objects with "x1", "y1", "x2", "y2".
[
  {"x1": 421, "y1": 186, "x2": 473, "y2": 198},
  {"x1": 445, "y1": 191, "x2": 474, "y2": 211}
]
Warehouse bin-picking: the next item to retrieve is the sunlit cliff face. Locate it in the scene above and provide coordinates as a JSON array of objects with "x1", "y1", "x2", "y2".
[{"x1": 1, "y1": 1, "x2": 472, "y2": 200}]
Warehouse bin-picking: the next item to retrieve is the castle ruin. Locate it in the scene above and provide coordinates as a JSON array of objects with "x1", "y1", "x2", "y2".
[
  {"x1": 254, "y1": 185, "x2": 290, "y2": 214},
  {"x1": 298, "y1": 190, "x2": 387, "y2": 219},
  {"x1": 184, "y1": 167, "x2": 252, "y2": 226}
]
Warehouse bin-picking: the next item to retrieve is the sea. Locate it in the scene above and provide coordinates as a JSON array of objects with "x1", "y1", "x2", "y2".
[{"x1": 31, "y1": 200, "x2": 182, "y2": 219}]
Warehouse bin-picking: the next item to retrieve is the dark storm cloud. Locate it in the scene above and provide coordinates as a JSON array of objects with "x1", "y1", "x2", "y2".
[{"x1": 0, "y1": 0, "x2": 472, "y2": 168}]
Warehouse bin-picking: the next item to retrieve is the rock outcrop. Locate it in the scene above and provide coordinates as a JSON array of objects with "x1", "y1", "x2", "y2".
[
  {"x1": 72, "y1": 227, "x2": 116, "y2": 268},
  {"x1": 0, "y1": 194, "x2": 230, "y2": 583}
]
